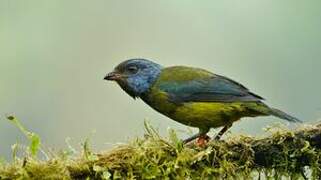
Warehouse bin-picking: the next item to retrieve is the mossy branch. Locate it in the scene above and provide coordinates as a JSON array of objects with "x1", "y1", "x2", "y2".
[{"x1": 1, "y1": 123, "x2": 321, "y2": 179}]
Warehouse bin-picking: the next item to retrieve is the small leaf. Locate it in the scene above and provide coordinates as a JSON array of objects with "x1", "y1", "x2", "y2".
[
  {"x1": 93, "y1": 165, "x2": 104, "y2": 172},
  {"x1": 83, "y1": 138, "x2": 91, "y2": 160},
  {"x1": 65, "y1": 137, "x2": 77, "y2": 155},
  {"x1": 101, "y1": 171, "x2": 111, "y2": 180},
  {"x1": 29, "y1": 133, "x2": 41, "y2": 156},
  {"x1": 168, "y1": 128, "x2": 183, "y2": 151},
  {"x1": 11, "y1": 144, "x2": 19, "y2": 160},
  {"x1": 301, "y1": 141, "x2": 311, "y2": 152},
  {"x1": 88, "y1": 154, "x2": 99, "y2": 161},
  {"x1": 83, "y1": 137, "x2": 98, "y2": 161},
  {"x1": 6, "y1": 116, "x2": 42, "y2": 157},
  {"x1": 93, "y1": 165, "x2": 111, "y2": 179}
]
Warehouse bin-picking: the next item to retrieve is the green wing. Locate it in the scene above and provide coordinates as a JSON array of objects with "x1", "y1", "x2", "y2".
[{"x1": 157, "y1": 66, "x2": 264, "y2": 103}]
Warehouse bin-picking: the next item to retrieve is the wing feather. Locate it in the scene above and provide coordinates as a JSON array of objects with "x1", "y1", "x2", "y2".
[{"x1": 157, "y1": 67, "x2": 264, "y2": 103}]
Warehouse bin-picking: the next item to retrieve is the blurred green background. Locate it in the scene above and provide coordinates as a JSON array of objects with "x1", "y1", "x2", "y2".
[{"x1": 1, "y1": 1, "x2": 321, "y2": 159}]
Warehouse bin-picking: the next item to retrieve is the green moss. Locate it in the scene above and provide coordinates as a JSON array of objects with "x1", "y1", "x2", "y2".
[{"x1": 1, "y1": 123, "x2": 321, "y2": 179}]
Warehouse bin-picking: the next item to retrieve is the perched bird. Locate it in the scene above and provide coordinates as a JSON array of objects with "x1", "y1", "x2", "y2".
[{"x1": 104, "y1": 59, "x2": 301, "y2": 143}]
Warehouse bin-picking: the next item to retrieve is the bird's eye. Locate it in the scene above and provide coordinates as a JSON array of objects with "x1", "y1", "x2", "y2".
[{"x1": 126, "y1": 66, "x2": 138, "y2": 74}]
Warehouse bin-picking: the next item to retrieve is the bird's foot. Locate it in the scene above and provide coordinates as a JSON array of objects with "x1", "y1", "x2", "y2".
[
  {"x1": 196, "y1": 134, "x2": 211, "y2": 148},
  {"x1": 213, "y1": 134, "x2": 222, "y2": 141}
]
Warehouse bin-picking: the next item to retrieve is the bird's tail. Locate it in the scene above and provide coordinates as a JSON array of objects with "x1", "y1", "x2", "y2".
[{"x1": 269, "y1": 107, "x2": 302, "y2": 123}]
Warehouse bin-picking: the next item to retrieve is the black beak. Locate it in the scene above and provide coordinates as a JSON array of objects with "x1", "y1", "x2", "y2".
[{"x1": 104, "y1": 72, "x2": 122, "y2": 81}]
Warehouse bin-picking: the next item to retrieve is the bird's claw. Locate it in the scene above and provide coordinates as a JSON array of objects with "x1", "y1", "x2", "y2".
[{"x1": 196, "y1": 135, "x2": 211, "y2": 147}]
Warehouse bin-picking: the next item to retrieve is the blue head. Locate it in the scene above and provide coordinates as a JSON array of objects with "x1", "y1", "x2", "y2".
[{"x1": 104, "y1": 59, "x2": 163, "y2": 98}]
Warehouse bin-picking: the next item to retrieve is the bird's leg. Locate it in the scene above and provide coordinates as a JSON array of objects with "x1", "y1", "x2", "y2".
[
  {"x1": 182, "y1": 128, "x2": 209, "y2": 144},
  {"x1": 182, "y1": 133, "x2": 202, "y2": 144},
  {"x1": 214, "y1": 123, "x2": 233, "y2": 140}
]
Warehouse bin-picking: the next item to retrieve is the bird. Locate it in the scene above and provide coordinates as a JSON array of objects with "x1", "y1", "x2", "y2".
[{"x1": 104, "y1": 58, "x2": 301, "y2": 144}]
